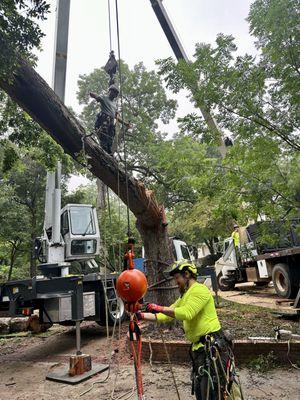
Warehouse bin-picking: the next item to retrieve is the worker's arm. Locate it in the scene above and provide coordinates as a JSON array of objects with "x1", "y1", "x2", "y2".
[
  {"x1": 137, "y1": 312, "x2": 156, "y2": 322},
  {"x1": 90, "y1": 92, "x2": 104, "y2": 104},
  {"x1": 136, "y1": 297, "x2": 180, "y2": 323},
  {"x1": 116, "y1": 112, "x2": 131, "y2": 128},
  {"x1": 145, "y1": 297, "x2": 181, "y2": 322},
  {"x1": 174, "y1": 290, "x2": 210, "y2": 321},
  {"x1": 146, "y1": 288, "x2": 211, "y2": 321}
]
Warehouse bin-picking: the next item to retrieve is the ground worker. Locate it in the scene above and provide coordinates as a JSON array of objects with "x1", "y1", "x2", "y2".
[
  {"x1": 231, "y1": 224, "x2": 241, "y2": 265},
  {"x1": 90, "y1": 85, "x2": 130, "y2": 154},
  {"x1": 136, "y1": 259, "x2": 243, "y2": 399},
  {"x1": 231, "y1": 224, "x2": 240, "y2": 248}
]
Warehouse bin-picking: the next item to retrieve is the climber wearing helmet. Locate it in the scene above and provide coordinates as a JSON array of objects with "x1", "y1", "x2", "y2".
[
  {"x1": 90, "y1": 84, "x2": 131, "y2": 154},
  {"x1": 137, "y1": 259, "x2": 242, "y2": 399}
]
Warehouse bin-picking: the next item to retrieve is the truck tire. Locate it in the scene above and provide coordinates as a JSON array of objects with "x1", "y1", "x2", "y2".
[
  {"x1": 272, "y1": 263, "x2": 298, "y2": 299},
  {"x1": 98, "y1": 289, "x2": 126, "y2": 326},
  {"x1": 217, "y1": 272, "x2": 235, "y2": 291}
]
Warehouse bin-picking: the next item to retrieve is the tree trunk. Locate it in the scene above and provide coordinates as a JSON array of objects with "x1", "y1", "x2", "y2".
[
  {"x1": 204, "y1": 238, "x2": 215, "y2": 255},
  {"x1": 96, "y1": 179, "x2": 107, "y2": 211},
  {"x1": 137, "y1": 220, "x2": 177, "y2": 304},
  {"x1": 29, "y1": 212, "x2": 37, "y2": 278},
  {"x1": 8, "y1": 243, "x2": 17, "y2": 281},
  {"x1": 0, "y1": 57, "x2": 175, "y2": 303}
]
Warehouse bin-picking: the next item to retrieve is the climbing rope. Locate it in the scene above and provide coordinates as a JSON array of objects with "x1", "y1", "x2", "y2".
[
  {"x1": 200, "y1": 336, "x2": 244, "y2": 400},
  {"x1": 128, "y1": 314, "x2": 144, "y2": 399},
  {"x1": 158, "y1": 327, "x2": 181, "y2": 400},
  {"x1": 79, "y1": 195, "x2": 120, "y2": 397},
  {"x1": 115, "y1": 0, "x2": 131, "y2": 237},
  {"x1": 107, "y1": 0, "x2": 112, "y2": 52}
]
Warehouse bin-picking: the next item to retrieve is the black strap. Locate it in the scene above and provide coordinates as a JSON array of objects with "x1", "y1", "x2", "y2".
[
  {"x1": 129, "y1": 320, "x2": 141, "y2": 342},
  {"x1": 194, "y1": 329, "x2": 222, "y2": 347}
]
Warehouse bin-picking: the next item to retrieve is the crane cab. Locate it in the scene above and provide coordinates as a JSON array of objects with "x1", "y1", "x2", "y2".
[{"x1": 60, "y1": 204, "x2": 100, "y2": 261}]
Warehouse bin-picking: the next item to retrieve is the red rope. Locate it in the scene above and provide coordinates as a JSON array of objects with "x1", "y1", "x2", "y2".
[{"x1": 129, "y1": 317, "x2": 144, "y2": 399}]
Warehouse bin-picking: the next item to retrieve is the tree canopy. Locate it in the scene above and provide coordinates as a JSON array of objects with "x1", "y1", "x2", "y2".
[{"x1": 0, "y1": 0, "x2": 299, "y2": 281}]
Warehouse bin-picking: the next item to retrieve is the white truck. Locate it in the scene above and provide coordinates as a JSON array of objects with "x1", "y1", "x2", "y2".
[{"x1": 215, "y1": 221, "x2": 300, "y2": 299}]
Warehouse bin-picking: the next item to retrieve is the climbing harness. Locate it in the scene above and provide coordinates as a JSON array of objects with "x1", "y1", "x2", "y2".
[{"x1": 190, "y1": 332, "x2": 244, "y2": 400}]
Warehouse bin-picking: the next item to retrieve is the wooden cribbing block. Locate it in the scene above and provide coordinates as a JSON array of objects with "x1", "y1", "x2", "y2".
[{"x1": 69, "y1": 354, "x2": 92, "y2": 376}]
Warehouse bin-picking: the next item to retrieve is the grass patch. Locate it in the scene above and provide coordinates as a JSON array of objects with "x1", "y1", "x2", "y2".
[
  {"x1": 217, "y1": 300, "x2": 300, "y2": 340},
  {"x1": 248, "y1": 351, "x2": 278, "y2": 372}
]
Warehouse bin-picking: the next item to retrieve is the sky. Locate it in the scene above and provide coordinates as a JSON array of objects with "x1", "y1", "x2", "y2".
[{"x1": 34, "y1": 0, "x2": 256, "y2": 190}]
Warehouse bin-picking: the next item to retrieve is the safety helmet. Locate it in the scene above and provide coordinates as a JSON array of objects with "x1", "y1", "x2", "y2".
[
  {"x1": 233, "y1": 224, "x2": 239, "y2": 228},
  {"x1": 108, "y1": 84, "x2": 119, "y2": 94},
  {"x1": 169, "y1": 259, "x2": 197, "y2": 277}
]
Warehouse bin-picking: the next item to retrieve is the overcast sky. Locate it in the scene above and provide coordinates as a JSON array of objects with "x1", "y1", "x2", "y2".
[{"x1": 35, "y1": 0, "x2": 256, "y2": 189}]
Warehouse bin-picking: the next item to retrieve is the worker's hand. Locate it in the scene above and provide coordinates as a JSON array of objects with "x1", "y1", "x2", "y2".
[
  {"x1": 125, "y1": 302, "x2": 142, "y2": 313},
  {"x1": 89, "y1": 92, "x2": 97, "y2": 99},
  {"x1": 135, "y1": 312, "x2": 145, "y2": 321},
  {"x1": 146, "y1": 303, "x2": 164, "y2": 314}
]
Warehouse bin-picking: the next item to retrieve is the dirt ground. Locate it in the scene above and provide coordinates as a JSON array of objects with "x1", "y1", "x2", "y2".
[
  {"x1": 219, "y1": 282, "x2": 300, "y2": 312},
  {"x1": 1, "y1": 323, "x2": 300, "y2": 400}
]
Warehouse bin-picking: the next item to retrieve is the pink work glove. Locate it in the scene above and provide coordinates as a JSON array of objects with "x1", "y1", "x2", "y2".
[{"x1": 146, "y1": 303, "x2": 164, "y2": 314}]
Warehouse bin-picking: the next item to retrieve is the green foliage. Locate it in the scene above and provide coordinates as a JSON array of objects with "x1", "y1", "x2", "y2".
[
  {"x1": 155, "y1": 0, "x2": 300, "y2": 246},
  {"x1": 248, "y1": 352, "x2": 278, "y2": 372},
  {"x1": 0, "y1": 92, "x2": 73, "y2": 171},
  {"x1": 0, "y1": 0, "x2": 50, "y2": 80},
  {"x1": 0, "y1": 149, "x2": 47, "y2": 280},
  {"x1": 77, "y1": 61, "x2": 177, "y2": 163}
]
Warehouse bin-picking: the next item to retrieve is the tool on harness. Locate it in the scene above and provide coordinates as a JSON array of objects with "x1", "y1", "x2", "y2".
[
  {"x1": 190, "y1": 332, "x2": 243, "y2": 400},
  {"x1": 104, "y1": 50, "x2": 118, "y2": 85}
]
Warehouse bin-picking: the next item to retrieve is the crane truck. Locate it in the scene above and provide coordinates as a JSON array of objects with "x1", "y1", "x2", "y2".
[{"x1": 215, "y1": 220, "x2": 300, "y2": 300}]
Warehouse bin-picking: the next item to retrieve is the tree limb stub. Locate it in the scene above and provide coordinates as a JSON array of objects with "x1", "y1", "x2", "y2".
[{"x1": 0, "y1": 58, "x2": 162, "y2": 228}]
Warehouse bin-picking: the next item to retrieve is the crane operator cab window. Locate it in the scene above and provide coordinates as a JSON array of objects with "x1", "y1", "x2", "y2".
[
  {"x1": 69, "y1": 206, "x2": 96, "y2": 236},
  {"x1": 63, "y1": 205, "x2": 99, "y2": 257}
]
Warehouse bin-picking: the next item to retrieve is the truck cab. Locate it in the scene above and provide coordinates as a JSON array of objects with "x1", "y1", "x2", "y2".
[
  {"x1": 171, "y1": 237, "x2": 193, "y2": 261},
  {"x1": 215, "y1": 221, "x2": 300, "y2": 298}
]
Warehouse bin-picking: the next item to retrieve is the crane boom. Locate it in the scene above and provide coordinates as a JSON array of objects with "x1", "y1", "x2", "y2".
[
  {"x1": 150, "y1": 0, "x2": 227, "y2": 156},
  {"x1": 150, "y1": 0, "x2": 188, "y2": 61}
]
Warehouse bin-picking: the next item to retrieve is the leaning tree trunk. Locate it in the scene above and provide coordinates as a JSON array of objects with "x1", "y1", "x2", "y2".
[{"x1": 0, "y1": 56, "x2": 177, "y2": 304}]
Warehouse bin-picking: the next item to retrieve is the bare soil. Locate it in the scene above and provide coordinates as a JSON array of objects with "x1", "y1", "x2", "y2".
[{"x1": 0, "y1": 322, "x2": 300, "y2": 400}]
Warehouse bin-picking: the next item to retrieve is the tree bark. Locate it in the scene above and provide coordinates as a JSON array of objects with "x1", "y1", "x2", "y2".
[
  {"x1": 8, "y1": 242, "x2": 18, "y2": 281},
  {"x1": 137, "y1": 220, "x2": 176, "y2": 303},
  {"x1": 0, "y1": 57, "x2": 176, "y2": 303},
  {"x1": 0, "y1": 58, "x2": 160, "y2": 227}
]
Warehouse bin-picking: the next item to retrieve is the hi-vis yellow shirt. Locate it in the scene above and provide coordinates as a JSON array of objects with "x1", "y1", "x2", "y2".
[
  {"x1": 231, "y1": 231, "x2": 240, "y2": 247},
  {"x1": 156, "y1": 282, "x2": 221, "y2": 350}
]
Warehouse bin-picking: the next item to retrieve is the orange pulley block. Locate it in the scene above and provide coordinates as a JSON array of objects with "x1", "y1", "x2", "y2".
[
  {"x1": 116, "y1": 237, "x2": 147, "y2": 400},
  {"x1": 116, "y1": 269, "x2": 147, "y2": 304},
  {"x1": 116, "y1": 238, "x2": 148, "y2": 305}
]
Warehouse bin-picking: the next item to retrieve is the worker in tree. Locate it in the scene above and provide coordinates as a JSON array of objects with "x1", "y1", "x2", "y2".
[
  {"x1": 90, "y1": 85, "x2": 130, "y2": 155},
  {"x1": 136, "y1": 260, "x2": 243, "y2": 399}
]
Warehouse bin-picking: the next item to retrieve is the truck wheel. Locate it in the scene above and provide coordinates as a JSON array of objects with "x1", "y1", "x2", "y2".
[
  {"x1": 217, "y1": 272, "x2": 235, "y2": 291},
  {"x1": 272, "y1": 263, "x2": 298, "y2": 299},
  {"x1": 98, "y1": 289, "x2": 126, "y2": 326}
]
